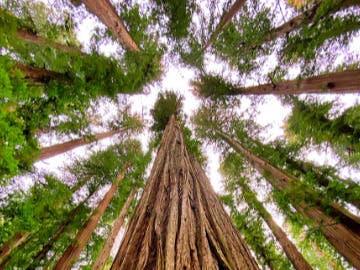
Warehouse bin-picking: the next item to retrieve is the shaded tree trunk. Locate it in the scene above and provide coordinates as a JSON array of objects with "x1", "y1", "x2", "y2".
[
  {"x1": 28, "y1": 191, "x2": 95, "y2": 269},
  {"x1": 225, "y1": 69, "x2": 360, "y2": 95},
  {"x1": 15, "y1": 29, "x2": 82, "y2": 53},
  {"x1": 239, "y1": 181, "x2": 312, "y2": 270},
  {"x1": 284, "y1": 157, "x2": 360, "y2": 209},
  {"x1": 38, "y1": 129, "x2": 123, "y2": 160},
  {"x1": 92, "y1": 190, "x2": 135, "y2": 270},
  {"x1": 0, "y1": 231, "x2": 30, "y2": 265},
  {"x1": 203, "y1": 0, "x2": 246, "y2": 50},
  {"x1": 215, "y1": 129, "x2": 360, "y2": 268},
  {"x1": 111, "y1": 116, "x2": 259, "y2": 269},
  {"x1": 14, "y1": 63, "x2": 63, "y2": 84},
  {"x1": 54, "y1": 168, "x2": 127, "y2": 270},
  {"x1": 75, "y1": 0, "x2": 140, "y2": 51}
]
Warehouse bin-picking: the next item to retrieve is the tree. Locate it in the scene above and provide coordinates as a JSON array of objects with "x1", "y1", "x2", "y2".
[
  {"x1": 215, "y1": 129, "x2": 360, "y2": 268},
  {"x1": 286, "y1": 97, "x2": 360, "y2": 166},
  {"x1": 92, "y1": 189, "x2": 135, "y2": 270},
  {"x1": 72, "y1": 0, "x2": 140, "y2": 51},
  {"x1": 54, "y1": 167, "x2": 127, "y2": 269},
  {"x1": 194, "y1": 69, "x2": 360, "y2": 97},
  {"x1": 203, "y1": 0, "x2": 246, "y2": 50},
  {"x1": 222, "y1": 153, "x2": 312, "y2": 270},
  {"x1": 111, "y1": 99, "x2": 259, "y2": 268},
  {"x1": 38, "y1": 129, "x2": 124, "y2": 160}
]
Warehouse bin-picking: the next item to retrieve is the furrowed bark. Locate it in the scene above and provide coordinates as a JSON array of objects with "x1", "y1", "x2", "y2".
[
  {"x1": 0, "y1": 231, "x2": 30, "y2": 264},
  {"x1": 38, "y1": 129, "x2": 123, "y2": 160},
  {"x1": 203, "y1": 0, "x2": 246, "y2": 50},
  {"x1": 28, "y1": 191, "x2": 94, "y2": 269},
  {"x1": 240, "y1": 181, "x2": 312, "y2": 270},
  {"x1": 79, "y1": 0, "x2": 140, "y2": 51},
  {"x1": 54, "y1": 168, "x2": 127, "y2": 270},
  {"x1": 216, "y1": 129, "x2": 360, "y2": 268},
  {"x1": 92, "y1": 190, "x2": 135, "y2": 270},
  {"x1": 111, "y1": 116, "x2": 259, "y2": 270},
  {"x1": 227, "y1": 69, "x2": 360, "y2": 95},
  {"x1": 15, "y1": 29, "x2": 82, "y2": 53}
]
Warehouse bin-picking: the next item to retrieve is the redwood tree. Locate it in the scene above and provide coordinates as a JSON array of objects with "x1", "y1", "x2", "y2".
[
  {"x1": 54, "y1": 168, "x2": 127, "y2": 270},
  {"x1": 111, "y1": 115, "x2": 259, "y2": 269}
]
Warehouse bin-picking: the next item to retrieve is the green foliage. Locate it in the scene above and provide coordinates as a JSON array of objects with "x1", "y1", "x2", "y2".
[
  {"x1": 213, "y1": 2, "x2": 273, "y2": 74},
  {"x1": 283, "y1": 14, "x2": 360, "y2": 62},
  {"x1": 181, "y1": 125, "x2": 206, "y2": 164},
  {"x1": 0, "y1": 56, "x2": 40, "y2": 182},
  {"x1": 286, "y1": 98, "x2": 360, "y2": 166},
  {"x1": 0, "y1": 175, "x2": 73, "y2": 265},
  {"x1": 194, "y1": 74, "x2": 239, "y2": 97},
  {"x1": 150, "y1": 91, "x2": 183, "y2": 132},
  {"x1": 151, "y1": 0, "x2": 195, "y2": 40}
]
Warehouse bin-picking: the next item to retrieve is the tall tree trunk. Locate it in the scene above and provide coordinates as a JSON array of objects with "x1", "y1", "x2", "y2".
[
  {"x1": 215, "y1": 129, "x2": 360, "y2": 268},
  {"x1": 28, "y1": 191, "x2": 95, "y2": 269},
  {"x1": 267, "y1": 0, "x2": 359, "y2": 41},
  {"x1": 38, "y1": 129, "x2": 123, "y2": 160},
  {"x1": 111, "y1": 116, "x2": 259, "y2": 270},
  {"x1": 14, "y1": 63, "x2": 63, "y2": 84},
  {"x1": 224, "y1": 69, "x2": 360, "y2": 95},
  {"x1": 284, "y1": 157, "x2": 360, "y2": 209},
  {"x1": 92, "y1": 190, "x2": 135, "y2": 270},
  {"x1": 54, "y1": 168, "x2": 127, "y2": 270},
  {"x1": 15, "y1": 29, "x2": 82, "y2": 53},
  {"x1": 239, "y1": 181, "x2": 312, "y2": 270},
  {"x1": 75, "y1": 0, "x2": 140, "y2": 51},
  {"x1": 0, "y1": 231, "x2": 30, "y2": 264},
  {"x1": 203, "y1": 0, "x2": 246, "y2": 50}
]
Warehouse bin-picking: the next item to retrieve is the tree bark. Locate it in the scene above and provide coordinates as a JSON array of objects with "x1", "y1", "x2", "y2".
[
  {"x1": 225, "y1": 69, "x2": 360, "y2": 95},
  {"x1": 284, "y1": 158, "x2": 360, "y2": 209},
  {"x1": 216, "y1": 129, "x2": 360, "y2": 268},
  {"x1": 111, "y1": 115, "x2": 259, "y2": 270},
  {"x1": 239, "y1": 181, "x2": 312, "y2": 270},
  {"x1": 203, "y1": 0, "x2": 246, "y2": 50},
  {"x1": 92, "y1": 190, "x2": 135, "y2": 270},
  {"x1": 15, "y1": 29, "x2": 82, "y2": 53},
  {"x1": 0, "y1": 231, "x2": 30, "y2": 264},
  {"x1": 78, "y1": 0, "x2": 140, "y2": 51},
  {"x1": 28, "y1": 191, "x2": 94, "y2": 269},
  {"x1": 54, "y1": 168, "x2": 127, "y2": 270},
  {"x1": 14, "y1": 63, "x2": 63, "y2": 84},
  {"x1": 38, "y1": 129, "x2": 123, "y2": 160},
  {"x1": 267, "y1": 0, "x2": 359, "y2": 41}
]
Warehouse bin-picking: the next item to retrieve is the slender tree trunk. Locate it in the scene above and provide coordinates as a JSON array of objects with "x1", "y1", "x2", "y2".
[
  {"x1": 14, "y1": 63, "x2": 63, "y2": 83},
  {"x1": 15, "y1": 29, "x2": 82, "y2": 53},
  {"x1": 216, "y1": 129, "x2": 360, "y2": 230},
  {"x1": 215, "y1": 129, "x2": 360, "y2": 268},
  {"x1": 239, "y1": 181, "x2": 312, "y2": 270},
  {"x1": 0, "y1": 233, "x2": 33, "y2": 270},
  {"x1": 111, "y1": 116, "x2": 259, "y2": 270},
  {"x1": 92, "y1": 190, "x2": 135, "y2": 270},
  {"x1": 76, "y1": 0, "x2": 140, "y2": 51},
  {"x1": 285, "y1": 158, "x2": 360, "y2": 209},
  {"x1": 267, "y1": 0, "x2": 359, "y2": 41},
  {"x1": 54, "y1": 168, "x2": 127, "y2": 270},
  {"x1": 225, "y1": 69, "x2": 360, "y2": 95},
  {"x1": 38, "y1": 129, "x2": 123, "y2": 160},
  {"x1": 203, "y1": 0, "x2": 246, "y2": 50},
  {"x1": 0, "y1": 231, "x2": 30, "y2": 264},
  {"x1": 28, "y1": 191, "x2": 95, "y2": 269}
]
